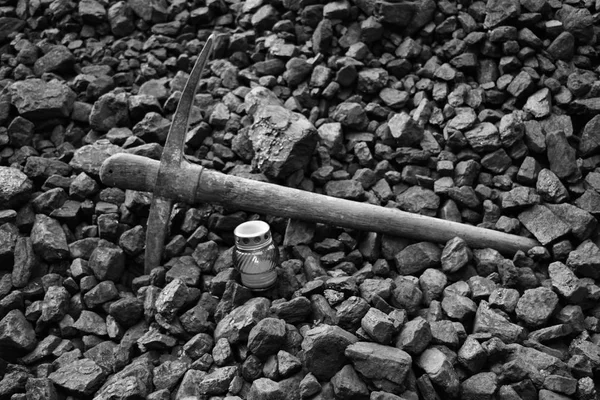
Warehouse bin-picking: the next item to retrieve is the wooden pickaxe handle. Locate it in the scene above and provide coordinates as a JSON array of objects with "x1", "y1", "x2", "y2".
[{"x1": 100, "y1": 153, "x2": 541, "y2": 256}]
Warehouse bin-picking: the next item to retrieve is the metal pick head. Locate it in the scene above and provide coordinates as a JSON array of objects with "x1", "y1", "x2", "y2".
[{"x1": 144, "y1": 34, "x2": 215, "y2": 274}]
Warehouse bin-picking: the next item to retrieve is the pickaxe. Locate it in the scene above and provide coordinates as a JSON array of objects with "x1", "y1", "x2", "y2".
[{"x1": 100, "y1": 35, "x2": 540, "y2": 274}]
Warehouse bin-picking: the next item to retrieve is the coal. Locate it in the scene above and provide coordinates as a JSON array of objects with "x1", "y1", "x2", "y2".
[
  {"x1": 10, "y1": 79, "x2": 76, "y2": 120},
  {"x1": 5, "y1": 1, "x2": 600, "y2": 398}
]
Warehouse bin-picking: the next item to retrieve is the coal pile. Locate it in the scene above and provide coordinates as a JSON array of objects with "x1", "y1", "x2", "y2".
[{"x1": 2, "y1": 0, "x2": 600, "y2": 399}]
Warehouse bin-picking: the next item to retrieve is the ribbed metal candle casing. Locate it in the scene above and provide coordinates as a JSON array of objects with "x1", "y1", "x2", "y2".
[{"x1": 233, "y1": 221, "x2": 278, "y2": 290}]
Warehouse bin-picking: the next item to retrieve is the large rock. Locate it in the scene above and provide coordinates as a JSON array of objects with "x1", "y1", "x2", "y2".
[
  {"x1": 198, "y1": 366, "x2": 238, "y2": 395},
  {"x1": 0, "y1": 223, "x2": 18, "y2": 266},
  {"x1": 128, "y1": 0, "x2": 168, "y2": 22},
  {"x1": 345, "y1": 341, "x2": 412, "y2": 394},
  {"x1": 505, "y1": 344, "x2": 567, "y2": 377},
  {"x1": 108, "y1": 1, "x2": 135, "y2": 37},
  {"x1": 247, "y1": 317, "x2": 287, "y2": 358},
  {"x1": 90, "y1": 92, "x2": 131, "y2": 132},
  {"x1": 524, "y1": 88, "x2": 551, "y2": 118},
  {"x1": 556, "y1": 4, "x2": 594, "y2": 43},
  {"x1": 515, "y1": 287, "x2": 558, "y2": 327},
  {"x1": 484, "y1": 0, "x2": 521, "y2": 29},
  {"x1": 49, "y1": 359, "x2": 107, "y2": 396},
  {"x1": 0, "y1": 310, "x2": 37, "y2": 358},
  {"x1": 10, "y1": 79, "x2": 76, "y2": 120},
  {"x1": 473, "y1": 301, "x2": 526, "y2": 343},
  {"x1": 417, "y1": 347, "x2": 460, "y2": 397},
  {"x1": 545, "y1": 203, "x2": 596, "y2": 241},
  {"x1": 214, "y1": 297, "x2": 270, "y2": 343},
  {"x1": 301, "y1": 324, "x2": 358, "y2": 380},
  {"x1": 79, "y1": 0, "x2": 106, "y2": 24},
  {"x1": 518, "y1": 205, "x2": 571, "y2": 245},
  {"x1": 89, "y1": 246, "x2": 125, "y2": 282},
  {"x1": 94, "y1": 359, "x2": 153, "y2": 400},
  {"x1": 40, "y1": 286, "x2": 70, "y2": 323},
  {"x1": 331, "y1": 364, "x2": 369, "y2": 399},
  {"x1": 374, "y1": 0, "x2": 435, "y2": 35},
  {"x1": 461, "y1": 372, "x2": 498, "y2": 400},
  {"x1": 33, "y1": 45, "x2": 75, "y2": 76},
  {"x1": 396, "y1": 186, "x2": 440, "y2": 216},
  {"x1": 566, "y1": 240, "x2": 600, "y2": 279},
  {"x1": 395, "y1": 242, "x2": 441, "y2": 275},
  {"x1": 30, "y1": 215, "x2": 69, "y2": 261},
  {"x1": 248, "y1": 105, "x2": 318, "y2": 179},
  {"x1": 579, "y1": 115, "x2": 600, "y2": 156},
  {"x1": 546, "y1": 131, "x2": 581, "y2": 179},
  {"x1": 0, "y1": 17, "x2": 25, "y2": 42},
  {"x1": 0, "y1": 167, "x2": 33, "y2": 209},
  {"x1": 464, "y1": 122, "x2": 501, "y2": 153},
  {"x1": 247, "y1": 378, "x2": 285, "y2": 400},
  {"x1": 244, "y1": 86, "x2": 283, "y2": 117},
  {"x1": 69, "y1": 141, "x2": 122, "y2": 178},
  {"x1": 388, "y1": 112, "x2": 423, "y2": 147}
]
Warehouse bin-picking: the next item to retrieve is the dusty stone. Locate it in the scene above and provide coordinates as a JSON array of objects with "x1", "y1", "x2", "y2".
[
  {"x1": 566, "y1": 240, "x2": 600, "y2": 279},
  {"x1": 0, "y1": 309, "x2": 37, "y2": 356},
  {"x1": 464, "y1": 122, "x2": 501, "y2": 152},
  {"x1": 301, "y1": 324, "x2": 358, "y2": 380},
  {"x1": 416, "y1": 347, "x2": 460, "y2": 397},
  {"x1": 248, "y1": 105, "x2": 317, "y2": 179},
  {"x1": 30, "y1": 215, "x2": 69, "y2": 261},
  {"x1": 395, "y1": 242, "x2": 441, "y2": 275},
  {"x1": 548, "y1": 261, "x2": 587, "y2": 303},
  {"x1": 346, "y1": 341, "x2": 412, "y2": 394},
  {"x1": 518, "y1": 205, "x2": 571, "y2": 245},
  {"x1": 90, "y1": 92, "x2": 130, "y2": 132},
  {"x1": 441, "y1": 237, "x2": 472, "y2": 273},
  {"x1": 70, "y1": 141, "x2": 122, "y2": 178},
  {"x1": 247, "y1": 317, "x2": 286, "y2": 358},
  {"x1": 515, "y1": 287, "x2": 559, "y2": 328},
  {"x1": 215, "y1": 298, "x2": 270, "y2": 344},
  {"x1": 388, "y1": 112, "x2": 423, "y2": 147},
  {"x1": 396, "y1": 316, "x2": 431, "y2": 355},
  {"x1": 473, "y1": 301, "x2": 525, "y2": 343},
  {"x1": 247, "y1": 377, "x2": 285, "y2": 400},
  {"x1": 461, "y1": 372, "x2": 498, "y2": 400},
  {"x1": 88, "y1": 246, "x2": 124, "y2": 282},
  {"x1": 49, "y1": 358, "x2": 106, "y2": 396},
  {"x1": 10, "y1": 79, "x2": 76, "y2": 120},
  {"x1": 546, "y1": 131, "x2": 579, "y2": 181},
  {"x1": 0, "y1": 167, "x2": 32, "y2": 210},
  {"x1": 331, "y1": 364, "x2": 369, "y2": 399}
]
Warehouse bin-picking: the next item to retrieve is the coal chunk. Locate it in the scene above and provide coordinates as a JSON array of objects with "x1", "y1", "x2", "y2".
[
  {"x1": 0, "y1": 309, "x2": 37, "y2": 357},
  {"x1": 300, "y1": 324, "x2": 358, "y2": 380},
  {"x1": 49, "y1": 358, "x2": 106, "y2": 396},
  {"x1": 30, "y1": 215, "x2": 69, "y2": 261},
  {"x1": 518, "y1": 205, "x2": 570, "y2": 245},
  {"x1": 515, "y1": 287, "x2": 559, "y2": 328},
  {"x1": 345, "y1": 341, "x2": 412, "y2": 394},
  {"x1": 0, "y1": 167, "x2": 32, "y2": 210},
  {"x1": 10, "y1": 79, "x2": 75, "y2": 120},
  {"x1": 395, "y1": 242, "x2": 441, "y2": 275},
  {"x1": 248, "y1": 105, "x2": 318, "y2": 180}
]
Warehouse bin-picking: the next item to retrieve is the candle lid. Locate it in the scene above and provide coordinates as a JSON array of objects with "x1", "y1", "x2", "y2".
[{"x1": 234, "y1": 221, "x2": 272, "y2": 249}]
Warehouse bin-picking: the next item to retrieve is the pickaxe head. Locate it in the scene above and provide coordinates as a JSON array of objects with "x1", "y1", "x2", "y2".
[{"x1": 143, "y1": 34, "x2": 214, "y2": 274}]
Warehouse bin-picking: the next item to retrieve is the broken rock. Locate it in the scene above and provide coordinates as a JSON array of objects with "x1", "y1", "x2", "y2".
[
  {"x1": 248, "y1": 105, "x2": 318, "y2": 180},
  {"x1": 10, "y1": 79, "x2": 76, "y2": 120},
  {"x1": 0, "y1": 167, "x2": 32, "y2": 209},
  {"x1": 301, "y1": 324, "x2": 358, "y2": 380},
  {"x1": 345, "y1": 341, "x2": 412, "y2": 394}
]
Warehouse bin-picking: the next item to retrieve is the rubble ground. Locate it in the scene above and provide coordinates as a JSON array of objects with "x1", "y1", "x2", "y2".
[{"x1": 2, "y1": 0, "x2": 600, "y2": 399}]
